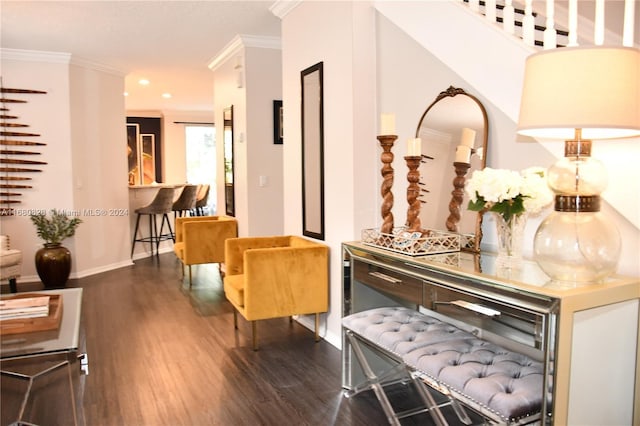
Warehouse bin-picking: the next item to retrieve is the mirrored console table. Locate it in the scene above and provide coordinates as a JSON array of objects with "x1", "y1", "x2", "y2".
[{"x1": 342, "y1": 241, "x2": 640, "y2": 425}]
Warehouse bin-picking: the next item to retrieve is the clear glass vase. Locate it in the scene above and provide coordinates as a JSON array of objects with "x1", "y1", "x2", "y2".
[{"x1": 493, "y1": 212, "x2": 527, "y2": 269}]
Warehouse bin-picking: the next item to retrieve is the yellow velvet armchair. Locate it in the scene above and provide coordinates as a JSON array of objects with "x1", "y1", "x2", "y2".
[
  {"x1": 173, "y1": 216, "x2": 238, "y2": 287},
  {"x1": 223, "y1": 236, "x2": 329, "y2": 350}
]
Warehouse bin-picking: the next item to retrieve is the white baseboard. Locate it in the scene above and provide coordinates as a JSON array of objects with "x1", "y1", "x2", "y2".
[
  {"x1": 12, "y1": 250, "x2": 174, "y2": 285},
  {"x1": 295, "y1": 314, "x2": 342, "y2": 350},
  {"x1": 72, "y1": 259, "x2": 134, "y2": 279},
  {"x1": 131, "y1": 245, "x2": 175, "y2": 261}
]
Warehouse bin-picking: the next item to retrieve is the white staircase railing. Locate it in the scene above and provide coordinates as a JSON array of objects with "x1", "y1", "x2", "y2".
[{"x1": 467, "y1": 0, "x2": 636, "y2": 48}]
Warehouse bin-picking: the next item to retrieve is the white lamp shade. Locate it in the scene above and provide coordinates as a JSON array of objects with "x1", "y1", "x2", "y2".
[{"x1": 517, "y1": 46, "x2": 640, "y2": 140}]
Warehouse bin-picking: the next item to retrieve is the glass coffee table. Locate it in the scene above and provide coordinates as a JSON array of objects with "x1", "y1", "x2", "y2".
[{"x1": 1, "y1": 288, "x2": 86, "y2": 426}]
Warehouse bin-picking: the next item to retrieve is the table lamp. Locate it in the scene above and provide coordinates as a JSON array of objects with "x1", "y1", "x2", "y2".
[{"x1": 517, "y1": 46, "x2": 640, "y2": 283}]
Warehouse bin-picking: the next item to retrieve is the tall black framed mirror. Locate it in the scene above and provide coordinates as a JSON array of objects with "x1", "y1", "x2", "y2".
[
  {"x1": 301, "y1": 62, "x2": 325, "y2": 240},
  {"x1": 223, "y1": 105, "x2": 235, "y2": 217},
  {"x1": 415, "y1": 86, "x2": 489, "y2": 252}
]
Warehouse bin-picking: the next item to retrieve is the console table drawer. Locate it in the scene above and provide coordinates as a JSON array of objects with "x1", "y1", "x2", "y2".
[
  {"x1": 353, "y1": 259, "x2": 422, "y2": 304},
  {"x1": 423, "y1": 281, "x2": 545, "y2": 352}
]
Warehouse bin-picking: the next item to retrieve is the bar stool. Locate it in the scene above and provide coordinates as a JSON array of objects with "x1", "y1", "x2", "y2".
[
  {"x1": 172, "y1": 184, "x2": 198, "y2": 219},
  {"x1": 194, "y1": 184, "x2": 210, "y2": 216},
  {"x1": 131, "y1": 187, "x2": 175, "y2": 258}
]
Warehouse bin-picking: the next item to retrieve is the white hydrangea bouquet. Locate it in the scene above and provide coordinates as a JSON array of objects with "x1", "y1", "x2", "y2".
[{"x1": 465, "y1": 167, "x2": 553, "y2": 222}]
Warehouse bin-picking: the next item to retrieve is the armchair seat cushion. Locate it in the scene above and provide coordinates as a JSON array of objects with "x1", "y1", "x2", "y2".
[
  {"x1": 0, "y1": 249, "x2": 22, "y2": 268},
  {"x1": 173, "y1": 241, "x2": 184, "y2": 258},
  {"x1": 224, "y1": 274, "x2": 245, "y2": 308}
]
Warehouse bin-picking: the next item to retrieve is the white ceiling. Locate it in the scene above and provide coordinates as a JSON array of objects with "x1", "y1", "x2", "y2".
[{"x1": 1, "y1": 1, "x2": 282, "y2": 112}]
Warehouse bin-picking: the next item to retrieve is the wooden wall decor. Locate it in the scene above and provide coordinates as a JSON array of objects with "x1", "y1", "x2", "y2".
[{"x1": 0, "y1": 84, "x2": 47, "y2": 216}]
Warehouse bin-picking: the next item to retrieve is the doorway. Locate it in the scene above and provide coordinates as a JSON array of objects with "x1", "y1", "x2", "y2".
[{"x1": 185, "y1": 125, "x2": 216, "y2": 215}]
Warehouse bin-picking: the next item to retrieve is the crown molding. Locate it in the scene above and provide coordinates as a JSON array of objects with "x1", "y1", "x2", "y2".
[
  {"x1": 241, "y1": 34, "x2": 282, "y2": 50},
  {"x1": 1, "y1": 48, "x2": 125, "y2": 76},
  {"x1": 207, "y1": 34, "x2": 281, "y2": 72},
  {"x1": 70, "y1": 56, "x2": 125, "y2": 77},
  {"x1": 269, "y1": 1, "x2": 301, "y2": 19},
  {"x1": 1, "y1": 48, "x2": 71, "y2": 64}
]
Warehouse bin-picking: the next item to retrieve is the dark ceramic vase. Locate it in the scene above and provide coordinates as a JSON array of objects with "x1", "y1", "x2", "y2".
[{"x1": 35, "y1": 243, "x2": 72, "y2": 289}]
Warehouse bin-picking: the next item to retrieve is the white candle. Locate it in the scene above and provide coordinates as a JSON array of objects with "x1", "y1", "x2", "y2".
[
  {"x1": 568, "y1": 0, "x2": 578, "y2": 46},
  {"x1": 412, "y1": 138, "x2": 421, "y2": 156},
  {"x1": 406, "y1": 138, "x2": 421, "y2": 156},
  {"x1": 380, "y1": 113, "x2": 396, "y2": 135},
  {"x1": 455, "y1": 145, "x2": 472, "y2": 164},
  {"x1": 460, "y1": 128, "x2": 476, "y2": 148}
]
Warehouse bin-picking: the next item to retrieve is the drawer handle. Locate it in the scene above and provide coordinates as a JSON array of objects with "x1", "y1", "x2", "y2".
[
  {"x1": 368, "y1": 271, "x2": 402, "y2": 284},
  {"x1": 450, "y1": 300, "x2": 501, "y2": 317}
]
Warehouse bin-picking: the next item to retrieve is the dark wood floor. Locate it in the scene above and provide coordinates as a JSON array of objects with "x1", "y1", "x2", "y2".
[{"x1": 2, "y1": 254, "x2": 475, "y2": 426}]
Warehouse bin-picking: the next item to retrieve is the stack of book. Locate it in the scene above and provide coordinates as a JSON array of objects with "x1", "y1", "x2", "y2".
[{"x1": 0, "y1": 295, "x2": 50, "y2": 321}]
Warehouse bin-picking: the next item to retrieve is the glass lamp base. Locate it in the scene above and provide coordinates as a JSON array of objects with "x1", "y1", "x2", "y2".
[{"x1": 533, "y1": 210, "x2": 621, "y2": 283}]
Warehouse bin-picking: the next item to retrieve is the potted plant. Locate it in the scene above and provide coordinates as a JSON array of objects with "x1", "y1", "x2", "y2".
[{"x1": 30, "y1": 209, "x2": 82, "y2": 288}]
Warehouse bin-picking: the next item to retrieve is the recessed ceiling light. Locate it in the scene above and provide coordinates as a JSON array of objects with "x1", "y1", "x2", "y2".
[
  {"x1": 138, "y1": 79, "x2": 150, "y2": 86},
  {"x1": 162, "y1": 93, "x2": 172, "y2": 99},
  {"x1": 124, "y1": 92, "x2": 129, "y2": 97}
]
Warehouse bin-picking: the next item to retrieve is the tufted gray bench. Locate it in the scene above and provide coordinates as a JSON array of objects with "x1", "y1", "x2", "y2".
[{"x1": 343, "y1": 306, "x2": 543, "y2": 425}]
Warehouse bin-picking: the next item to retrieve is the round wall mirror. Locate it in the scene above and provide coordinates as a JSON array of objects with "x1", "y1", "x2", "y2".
[{"x1": 415, "y1": 86, "x2": 488, "y2": 252}]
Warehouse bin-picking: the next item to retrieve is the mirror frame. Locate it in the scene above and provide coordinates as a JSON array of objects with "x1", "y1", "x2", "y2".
[
  {"x1": 223, "y1": 105, "x2": 235, "y2": 217},
  {"x1": 415, "y1": 86, "x2": 488, "y2": 252},
  {"x1": 301, "y1": 62, "x2": 325, "y2": 240}
]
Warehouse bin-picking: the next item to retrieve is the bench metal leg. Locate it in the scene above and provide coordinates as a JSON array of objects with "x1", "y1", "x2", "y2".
[
  {"x1": 346, "y1": 331, "x2": 401, "y2": 425},
  {"x1": 345, "y1": 330, "x2": 448, "y2": 426}
]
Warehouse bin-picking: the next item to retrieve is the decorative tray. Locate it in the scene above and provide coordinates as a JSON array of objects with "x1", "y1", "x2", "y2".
[
  {"x1": 362, "y1": 227, "x2": 461, "y2": 256},
  {"x1": 0, "y1": 293, "x2": 63, "y2": 336}
]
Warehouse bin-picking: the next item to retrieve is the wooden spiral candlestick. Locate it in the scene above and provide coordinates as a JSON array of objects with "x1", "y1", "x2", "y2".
[
  {"x1": 377, "y1": 135, "x2": 397, "y2": 234},
  {"x1": 404, "y1": 156, "x2": 422, "y2": 232},
  {"x1": 446, "y1": 161, "x2": 471, "y2": 232}
]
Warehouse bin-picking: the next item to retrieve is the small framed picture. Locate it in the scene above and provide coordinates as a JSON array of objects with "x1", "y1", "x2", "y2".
[{"x1": 273, "y1": 100, "x2": 283, "y2": 144}]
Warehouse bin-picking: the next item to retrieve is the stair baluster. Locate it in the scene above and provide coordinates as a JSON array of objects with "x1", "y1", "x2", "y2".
[
  {"x1": 568, "y1": 0, "x2": 578, "y2": 46},
  {"x1": 594, "y1": 0, "x2": 605, "y2": 45},
  {"x1": 485, "y1": 0, "x2": 497, "y2": 24},
  {"x1": 522, "y1": 0, "x2": 535, "y2": 46},
  {"x1": 503, "y1": 0, "x2": 515, "y2": 34},
  {"x1": 623, "y1": 0, "x2": 635, "y2": 46},
  {"x1": 543, "y1": 0, "x2": 557, "y2": 48}
]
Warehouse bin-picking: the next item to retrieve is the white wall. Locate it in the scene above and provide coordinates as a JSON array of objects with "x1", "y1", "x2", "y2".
[
  {"x1": 212, "y1": 49, "x2": 249, "y2": 233},
  {"x1": 245, "y1": 46, "x2": 284, "y2": 236},
  {"x1": 69, "y1": 62, "x2": 132, "y2": 276},
  {"x1": 211, "y1": 38, "x2": 284, "y2": 236},
  {"x1": 281, "y1": 1, "x2": 378, "y2": 347},
  {"x1": 0, "y1": 49, "x2": 132, "y2": 281}
]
